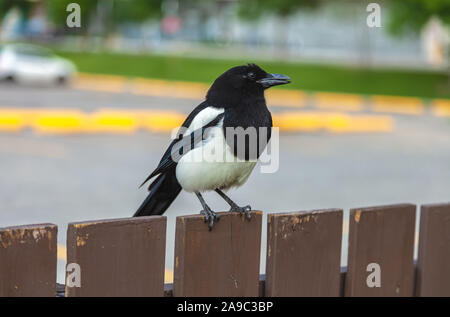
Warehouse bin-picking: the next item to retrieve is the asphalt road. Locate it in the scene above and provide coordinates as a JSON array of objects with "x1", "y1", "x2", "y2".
[{"x1": 1, "y1": 83, "x2": 450, "y2": 283}]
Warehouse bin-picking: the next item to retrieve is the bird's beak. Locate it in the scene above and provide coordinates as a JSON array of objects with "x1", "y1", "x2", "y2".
[{"x1": 257, "y1": 73, "x2": 291, "y2": 88}]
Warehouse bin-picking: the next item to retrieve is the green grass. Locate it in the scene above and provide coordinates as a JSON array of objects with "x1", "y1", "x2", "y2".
[{"x1": 57, "y1": 51, "x2": 450, "y2": 99}]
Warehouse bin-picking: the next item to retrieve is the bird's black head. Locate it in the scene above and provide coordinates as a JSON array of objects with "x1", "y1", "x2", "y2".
[{"x1": 206, "y1": 64, "x2": 290, "y2": 107}]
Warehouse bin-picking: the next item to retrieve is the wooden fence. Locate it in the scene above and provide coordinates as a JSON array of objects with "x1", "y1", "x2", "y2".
[{"x1": 0, "y1": 202, "x2": 449, "y2": 297}]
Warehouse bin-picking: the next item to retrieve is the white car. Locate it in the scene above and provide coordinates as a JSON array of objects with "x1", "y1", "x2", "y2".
[{"x1": 0, "y1": 44, "x2": 77, "y2": 85}]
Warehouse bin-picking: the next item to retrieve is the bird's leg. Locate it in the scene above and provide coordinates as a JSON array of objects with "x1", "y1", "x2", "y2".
[
  {"x1": 215, "y1": 189, "x2": 251, "y2": 221},
  {"x1": 195, "y1": 192, "x2": 220, "y2": 231}
]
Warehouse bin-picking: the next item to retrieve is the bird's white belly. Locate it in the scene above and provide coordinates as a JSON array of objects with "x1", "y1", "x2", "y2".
[{"x1": 175, "y1": 126, "x2": 257, "y2": 192}]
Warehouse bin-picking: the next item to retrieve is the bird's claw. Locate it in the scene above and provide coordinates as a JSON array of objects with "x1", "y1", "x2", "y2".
[
  {"x1": 230, "y1": 205, "x2": 252, "y2": 221},
  {"x1": 200, "y1": 208, "x2": 220, "y2": 231}
]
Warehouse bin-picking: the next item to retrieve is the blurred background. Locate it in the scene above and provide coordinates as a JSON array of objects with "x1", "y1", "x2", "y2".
[{"x1": 0, "y1": 0, "x2": 449, "y2": 284}]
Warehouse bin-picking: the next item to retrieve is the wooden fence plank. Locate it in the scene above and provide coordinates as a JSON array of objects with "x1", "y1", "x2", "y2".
[
  {"x1": 0, "y1": 223, "x2": 57, "y2": 297},
  {"x1": 345, "y1": 204, "x2": 416, "y2": 297},
  {"x1": 173, "y1": 211, "x2": 262, "y2": 297},
  {"x1": 265, "y1": 209, "x2": 343, "y2": 296},
  {"x1": 416, "y1": 203, "x2": 450, "y2": 296},
  {"x1": 66, "y1": 216, "x2": 166, "y2": 297}
]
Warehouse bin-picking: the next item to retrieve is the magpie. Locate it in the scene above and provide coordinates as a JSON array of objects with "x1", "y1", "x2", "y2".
[{"x1": 134, "y1": 64, "x2": 290, "y2": 230}]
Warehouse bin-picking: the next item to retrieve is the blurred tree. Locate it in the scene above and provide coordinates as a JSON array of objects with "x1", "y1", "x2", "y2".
[
  {"x1": 0, "y1": 0, "x2": 33, "y2": 21},
  {"x1": 388, "y1": 0, "x2": 450, "y2": 81},
  {"x1": 387, "y1": 0, "x2": 450, "y2": 35},
  {"x1": 238, "y1": 0, "x2": 321, "y2": 19},
  {"x1": 46, "y1": 0, "x2": 164, "y2": 35},
  {"x1": 113, "y1": 0, "x2": 163, "y2": 24}
]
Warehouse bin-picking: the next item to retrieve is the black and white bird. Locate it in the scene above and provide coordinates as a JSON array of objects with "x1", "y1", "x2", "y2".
[{"x1": 134, "y1": 64, "x2": 290, "y2": 230}]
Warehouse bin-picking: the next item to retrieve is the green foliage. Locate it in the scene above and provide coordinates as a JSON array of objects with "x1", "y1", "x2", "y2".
[
  {"x1": 238, "y1": 0, "x2": 320, "y2": 19},
  {"x1": 112, "y1": 0, "x2": 164, "y2": 24},
  {"x1": 388, "y1": 0, "x2": 450, "y2": 35}
]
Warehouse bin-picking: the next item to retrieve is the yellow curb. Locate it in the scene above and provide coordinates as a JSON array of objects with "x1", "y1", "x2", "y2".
[
  {"x1": 314, "y1": 92, "x2": 364, "y2": 112},
  {"x1": 327, "y1": 114, "x2": 393, "y2": 133},
  {"x1": 266, "y1": 89, "x2": 307, "y2": 107},
  {"x1": 132, "y1": 78, "x2": 208, "y2": 100},
  {"x1": 0, "y1": 109, "x2": 27, "y2": 132},
  {"x1": 133, "y1": 78, "x2": 183, "y2": 98},
  {"x1": 273, "y1": 112, "x2": 393, "y2": 133},
  {"x1": 77, "y1": 73, "x2": 128, "y2": 81},
  {"x1": 74, "y1": 73, "x2": 127, "y2": 93},
  {"x1": 431, "y1": 99, "x2": 450, "y2": 117},
  {"x1": 7, "y1": 108, "x2": 186, "y2": 134},
  {"x1": 140, "y1": 110, "x2": 185, "y2": 133},
  {"x1": 0, "y1": 108, "x2": 394, "y2": 134},
  {"x1": 86, "y1": 110, "x2": 140, "y2": 134},
  {"x1": 370, "y1": 95, "x2": 424, "y2": 115},
  {"x1": 171, "y1": 81, "x2": 208, "y2": 99},
  {"x1": 31, "y1": 109, "x2": 89, "y2": 134},
  {"x1": 273, "y1": 112, "x2": 323, "y2": 132},
  {"x1": 79, "y1": 73, "x2": 308, "y2": 107}
]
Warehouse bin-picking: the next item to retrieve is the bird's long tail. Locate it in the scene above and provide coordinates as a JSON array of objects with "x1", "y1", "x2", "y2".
[{"x1": 133, "y1": 168, "x2": 181, "y2": 217}]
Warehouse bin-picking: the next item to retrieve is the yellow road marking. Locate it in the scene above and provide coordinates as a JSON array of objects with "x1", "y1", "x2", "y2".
[
  {"x1": 266, "y1": 89, "x2": 307, "y2": 107},
  {"x1": 31, "y1": 109, "x2": 88, "y2": 134},
  {"x1": 326, "y1": 113, "x2": 394, "y2": 133},
  {"x1": 314, "y1": 92, "x2": 364, "y2": 112},
  {"x1": 73, "y1": 73, "x2": 127, "y2": 93},
  {"x1": 132, "y1": 78, "x2": 208, "y2": 100},
  {"x1": 171, "y1": 81, "x2": 209, "y2": 100},
  {"x1": 0, "y1": 108, "x2": 394, "y2": 134},
  {"x1": 0, "y1": 109, "x2": 27, "y2": 132},
  {"x1": 273, "y1": 112, "x2": 393, "y2": 133},
  {"x1": 87, "y1": 110, "x2": 140, "y2": 134},
  {"x1": 371, "y1": 95, "x2": 424, "y2": 115},
  {"x1": 274, "y1": 112, "x2": 322, "y2": 132},
  {"x1": 432, "y1": 99, "x2": 450, "y2": 117},
  {"x1": 80, "y1": 73, "x2": 308, "y2": 107},
  {"x1": 133, "y1": 78, "x2": 186, "y2": 98},
  {"x1": 139, "y1": 110, "x2": 185, "y2": 133}
]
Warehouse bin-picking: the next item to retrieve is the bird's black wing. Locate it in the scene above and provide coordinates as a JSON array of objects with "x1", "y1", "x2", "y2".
[{"x1": 139, "y1": 102, "x2": 224, "y2": 189}]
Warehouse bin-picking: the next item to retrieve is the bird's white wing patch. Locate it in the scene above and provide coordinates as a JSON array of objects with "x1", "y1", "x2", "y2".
[
  {"x1": 175, "y1": 106, "x2": 258, "y2": 192},
  {"x1": 176, "y1": 124, "x2": 257, "y2": 193},
  {"x1": 183, "y1": 107, "x2": 224, "y2": 136}
]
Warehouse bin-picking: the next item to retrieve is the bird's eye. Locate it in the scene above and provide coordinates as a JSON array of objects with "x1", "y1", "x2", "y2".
[{"x1": 247, "y1": 72, "x2": 255, "y2": 80}]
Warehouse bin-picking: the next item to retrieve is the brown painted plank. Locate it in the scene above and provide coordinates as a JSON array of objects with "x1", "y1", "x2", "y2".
[
  {"x1": 173, "y1": 211, "x2": 262, "y2": 297},
  {"x1": 416, "y1": 203, "x2": 450, "y2": 296},
  {"x1": 345, "y1": 204, "x2": 416, "y2": 297},
  {"x1": 66, "y1": 216, "x2": 166, "y2": 297},
  {"x1": 265, "y1": 209, "x2": 343, "y2": 296},
  {"x1": 0, "y1": 223, "x2": 57, "y2": 297}
]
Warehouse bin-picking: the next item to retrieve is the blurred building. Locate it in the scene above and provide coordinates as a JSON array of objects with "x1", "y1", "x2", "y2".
[{"x1": 0, "y1": 0, "x2": 446, "y2": 69}]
